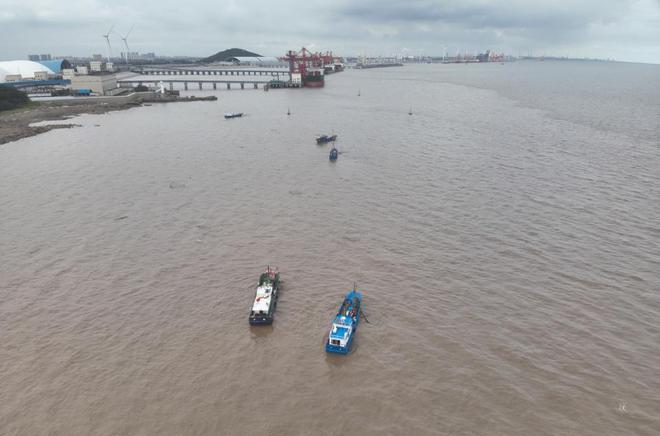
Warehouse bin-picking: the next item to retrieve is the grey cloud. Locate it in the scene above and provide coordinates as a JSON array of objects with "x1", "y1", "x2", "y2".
[
  {"x1": 0, "y1": 0, "x2": 658, "y2": 63},
  {"x1": 335, "y1": 0, "x2": 634, "y2": 30}
]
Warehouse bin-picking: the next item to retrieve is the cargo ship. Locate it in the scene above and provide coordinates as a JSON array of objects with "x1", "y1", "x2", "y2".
[
  {"x1": 283, "y1": 48, "x2": 335, "y2": 88},
  {"x1": 303, "y1": 69, "x2": 324, "y2": 88}
]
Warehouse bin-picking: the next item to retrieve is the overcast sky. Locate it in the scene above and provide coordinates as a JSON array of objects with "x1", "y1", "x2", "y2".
[{"x1": 1, "y1": 0, "x2": 659, "y2": 63}]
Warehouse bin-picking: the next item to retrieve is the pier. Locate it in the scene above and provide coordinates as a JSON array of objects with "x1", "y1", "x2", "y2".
[
  {"x1": 118, "y1": 66, "x2": 291, "y2": 91},
  {"x1": 137, "y1": 67, "x2": 289, "y2": 79},
  {"x1": 118, "y1": 77, "x2": 272, "y2": 91}
]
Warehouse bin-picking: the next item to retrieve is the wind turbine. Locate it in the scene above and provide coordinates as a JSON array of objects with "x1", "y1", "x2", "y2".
[
  {"x1": 120, "y1": 25, "x2": 134, "y2": 63},
  {"x1": 102, "y1": 24, "x2": 114, "y2": 62}
]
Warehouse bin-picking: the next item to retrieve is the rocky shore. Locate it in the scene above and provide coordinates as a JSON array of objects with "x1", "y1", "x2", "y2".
[{"x1": 0, "y1": 93, "x2": 217, "y2": 145}]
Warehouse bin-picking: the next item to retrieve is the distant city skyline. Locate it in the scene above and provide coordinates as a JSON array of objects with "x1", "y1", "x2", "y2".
[{"x1": 2, "y1": 0, "x2": 659, "y2": 64}]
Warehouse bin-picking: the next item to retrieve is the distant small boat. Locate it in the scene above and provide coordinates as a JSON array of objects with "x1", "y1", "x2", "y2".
[
  {"x1": 326, "y1": 287, "x2": 362, "y2": 354},
  {"x1": 316, "y1": 134, "x2": 337, "y2": 144},
  {"x1": 224, "y1": 112, "x2": 244, "y2": 119},
  {"x1": 358, "y1": 89, "x2": 361, "y2": 97},
  {"x1": 249, "y1": 266, "x2": 280, "y2": 325},
  {"x1": 408, "y1": 107, "x2": 413, "y2": 115},
  {"x1": 329, "y1": 146, "x2": 338, "y2": 161},
  {"x1": 287, "y1": 108, "x2": 291, "y2": 116}
]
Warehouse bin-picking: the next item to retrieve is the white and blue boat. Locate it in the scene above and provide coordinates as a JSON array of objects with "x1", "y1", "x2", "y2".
[
  {"x1": 329, "y1": 147, "x2": 338, "y2": 161},
  {"x1": 325, "y1": 288, "x2": 362, "y2": 354}
]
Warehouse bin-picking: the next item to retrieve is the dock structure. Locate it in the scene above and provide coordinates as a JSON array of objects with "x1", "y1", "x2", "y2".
[
  {"x1": 137, "y1": 67, "x2": 289, "y2": 79},
  {"x1": 118, "y1": 66, "x2": 291, "y2": 91},
  {"x1": 117, "y1": 77, "x2": 272, "y2": 91}
]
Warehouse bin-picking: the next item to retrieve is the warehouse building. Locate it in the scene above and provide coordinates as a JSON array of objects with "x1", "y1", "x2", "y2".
[
  {"x1": 0, "y1": 59, "x2": 72, "y2": 83},
  {"x1": 70, "y1": 73, "x2": 120, "y2": 96}
]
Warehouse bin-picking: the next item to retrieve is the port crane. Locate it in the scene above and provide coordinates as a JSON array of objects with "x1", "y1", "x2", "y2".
[{"x1": 282, "y1": 47, "x2": 324, "y2": 76}]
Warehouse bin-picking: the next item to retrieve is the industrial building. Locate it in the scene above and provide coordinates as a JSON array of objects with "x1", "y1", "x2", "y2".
[
  {"x1": 70, "y1": 74, "x2": 120, "y2": 95},
  {"x1": 227, "y1": 56, "x2": 285, "y2": 67},
  {"x1": 1, "y1": 58, "x2": 122, "y2": 96},
  {"x1": 28, "y1": 54, "x2": 52, "y2": 61},
  {"x1": 0, "y1": 59, "x2": 71, "y2": 83}
]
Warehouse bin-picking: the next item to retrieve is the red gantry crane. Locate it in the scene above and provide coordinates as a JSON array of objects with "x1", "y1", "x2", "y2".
[{"x1": 283, "y1": 47, "x2": 326, "y2": 87}]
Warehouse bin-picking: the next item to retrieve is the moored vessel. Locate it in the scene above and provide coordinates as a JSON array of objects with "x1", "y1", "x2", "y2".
[
  {"x1": 249, "y1": 266, "x2": 280, "y2": 325},
  {"x1": 326, "y1": 288, "x2": 362, "y2": 354},
  {"x1": 303, "y1": 69, "x2": 324, "y2": 88},
  {"x1": 224, "y1": 112, "x2": 244, "y2": 119}
]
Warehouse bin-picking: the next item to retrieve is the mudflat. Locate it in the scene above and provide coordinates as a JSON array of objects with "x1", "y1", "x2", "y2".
[{"x1": 0, "y1": 94, "x2": 217, "y2": 145}]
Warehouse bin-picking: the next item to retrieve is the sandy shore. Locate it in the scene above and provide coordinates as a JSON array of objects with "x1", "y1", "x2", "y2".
[{"x1": 0, "y1": 94, "x2": 216, "y2": 145}]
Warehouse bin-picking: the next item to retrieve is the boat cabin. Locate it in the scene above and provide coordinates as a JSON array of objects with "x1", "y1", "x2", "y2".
[
  {"x1": 249, "y1": 283, "x2": 275, "y2": 324},
  {"x1": 329, "y1": 316, "x2": 354, "y2": 348}
]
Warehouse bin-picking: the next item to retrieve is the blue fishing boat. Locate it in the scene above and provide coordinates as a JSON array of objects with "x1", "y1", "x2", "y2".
[
  {"x1": 329, "y1": 147, "x2": 338, "y2": 161},
  {"x1": 325, "y1": 288, "x2": 362, "y2": 354}
]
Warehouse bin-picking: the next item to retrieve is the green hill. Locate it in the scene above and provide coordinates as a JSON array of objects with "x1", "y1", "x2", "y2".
[{"x1": 202, "y1": 48, "x2": 262, "y2": 63}]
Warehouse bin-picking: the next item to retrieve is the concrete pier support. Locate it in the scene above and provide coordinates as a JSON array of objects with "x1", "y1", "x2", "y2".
[
  {"x1": 213, "y1": 83, "x2": 217, "y2": 90},
  {"x1": 198, "y1": 82, "x2": 203, "y2": 90},
  {"x1": 253, "y1": 83, "x2": 258, "y2": 89},
  {"x1": 226, "y1": 83, "x2": 230, "y2": 90},
  {"x1": 240, "y1": 83, "x2": 244, "y2": 89},
  {"x1": 184, "y1": 82, "x2": 188, "y2": 90},
  {"x1": 169, "y1": 83, "x2": 174, "y2": 91}
]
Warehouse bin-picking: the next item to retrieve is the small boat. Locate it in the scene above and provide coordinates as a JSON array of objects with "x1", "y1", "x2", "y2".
[
  {"x1": 357, "y1": 89, "x2": 361, "y2": 97},
  {"x1": 287, "y1": 108, "x2": 291, "y2": 116},
  {"x1": 408, "y1": 107, "x2": 413, "y2": 115},
  {"x1": 326, "y1": 287, "x2": 362, "y2": 354},
  {"x1": 249, "y1": 266, "x2": 280, "y2": 325},
  {"x1": 224, "y1": 112, "x2": 244, "y2": 119},
  {"x1": 329, "y1": 147, "x2": 338, "y2": 161},
  {"x1": 316, "y1": 134, "x2": 337, "y2": 144}
]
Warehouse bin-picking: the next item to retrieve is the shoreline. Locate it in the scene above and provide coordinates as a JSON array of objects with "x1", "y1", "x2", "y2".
[{"x1": 0, "y1": 92, "x2": 217, "y2": 145}]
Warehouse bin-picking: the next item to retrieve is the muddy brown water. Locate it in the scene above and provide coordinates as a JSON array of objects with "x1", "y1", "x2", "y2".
[{"x1": 1, "y1": 62, "x2": 659, "y2": 435}]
